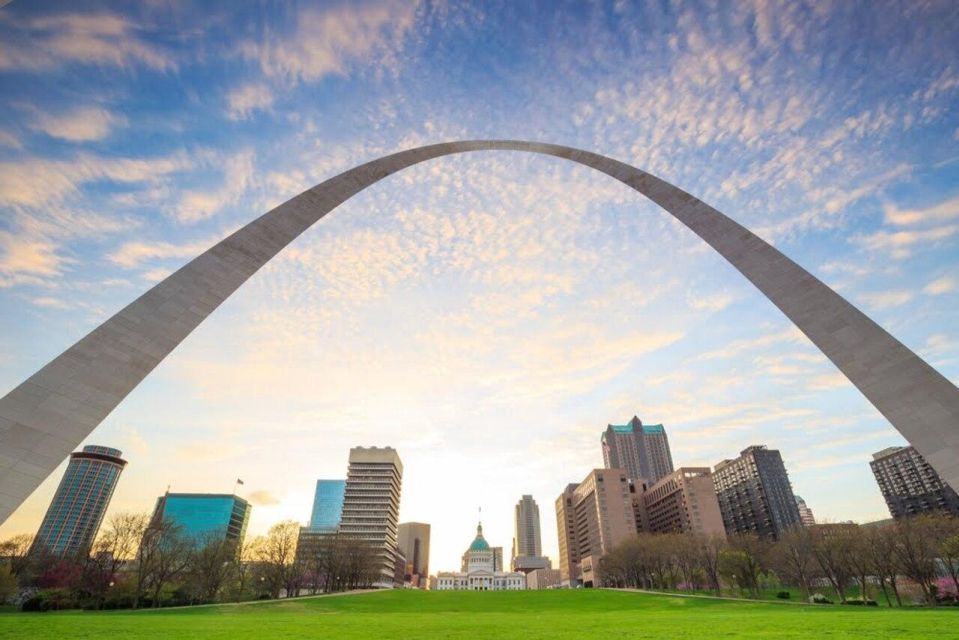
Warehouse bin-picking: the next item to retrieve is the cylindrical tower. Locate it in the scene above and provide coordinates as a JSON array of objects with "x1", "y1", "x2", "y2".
[{"x1": 31, "y1": 445, "x2": 127, "y2": 558}]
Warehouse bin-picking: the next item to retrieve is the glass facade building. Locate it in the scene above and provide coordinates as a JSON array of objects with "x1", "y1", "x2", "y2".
[
  {"x1": 151, "y1": 493, "x2": 251, "y2": 545},
  {"x1": 309, "y1": 479, "x2": 347, "y2": 531},
  {"x1": 32, "y1": 445, "x2": 127, "y2": 558}
]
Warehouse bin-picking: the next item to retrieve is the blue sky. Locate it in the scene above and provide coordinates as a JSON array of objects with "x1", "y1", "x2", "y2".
[{"x1": 0, "y1": 0, "x2": 957, "y2": 571}]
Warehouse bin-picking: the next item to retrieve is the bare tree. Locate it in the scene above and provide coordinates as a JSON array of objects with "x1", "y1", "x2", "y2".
[
  {"x1": 0, "y1": 534, "x2": 33, "y2": 577},
  {"x1": 256, "y1": 521, "x2": 300, "y2": 598},
  {"x1": 83, "y1": 512, "x2": 149, "y2": 609},
  {"x1": 864, "y1": 524, "x2": 902, "y2": 607},
  {"x1": 933, "y1": 516, "x2": 959, "y2": 595},
  {"x1": 185, "y1": 532, "x2": 238, "y2": 603},
  {"x1": 695, "y1": 534, "x2": 726, "y2": 596},
  {"x1": 892, "y1": 515, "x2": 941, "y2": 605},
  {"x1": 769, "y1": 526, "x2": 815, "y2": 600},
  {"x1": 809, "y1": 524, "x2": 856, "y2": 602},
  {"x1": 134, "y1": 520, "x2": 192, "y2": 608}
]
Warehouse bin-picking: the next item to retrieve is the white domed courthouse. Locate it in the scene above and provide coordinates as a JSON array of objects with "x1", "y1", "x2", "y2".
[{"x1": 435, "y1": 523, "x2": 526, "y2": 590}]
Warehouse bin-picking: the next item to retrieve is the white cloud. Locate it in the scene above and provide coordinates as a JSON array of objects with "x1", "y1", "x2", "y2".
[
  {"x1": 860, "y1": 289, "x2": 913, "y2": 310},
  {"x1": 108, "y1": 238, "x2": 213, "y2": 269},
  {"x1": 226, "y1": 83, "x2": 274, "y2": 120},
  {"x1": 0, "y1": 13, "x2": 174, "y2": 71},
  {"x1": 239, "y1": 1, "x2": 420, "y2": 85},
  {"x1": 173, "y1": 150, "x2": 255, "y2": 223},
  {"x1": 924, "y1": 276, "x2": 955, "y2": 296},
  {"x1": 0, "y1": 231, "x2": 64, "y2": 279},
  {"x1": 688, "y1": 291, "x2": 733, "y2": 312},
  {"x1": 30, "y1": 106, "x2": 126, "y2": 142},
  {"x1": 884, "y1": 194, "x2": 959, "y2": 226},
  {"x1": 854, "y1": 225, "x2": 957, "y2": 259}
]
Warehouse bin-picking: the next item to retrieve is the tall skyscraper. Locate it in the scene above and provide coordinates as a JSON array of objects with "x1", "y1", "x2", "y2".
[
  {"x1": 512, "y1": 495, "x2": 549, "y2": 572},
  {"x1": 339, "y1": 446, "x2": 403, "y2": 587},
  {"x1": 554, "y1": 469, "x2": 637, "y2": 587},
  {"x1": 309, "y1": 479, "x2": 346, "y2": 531},
  {"x1": 870, "y1": 446, "x2": 959, "y2": 519},
  {"x1": 794, "y1": 495, "x2": 816, "y2": 526},
  {"x1": 31, "y1": 445, "x2": 127, "y2": 558},
  {"x1": 642, "y1": 468, "x2": 726, "y2": 537},
  {"x1": 601, "y1": 416, "x2": 674, "y2": 484},
  {"x1": 712, "y1": 445, "x2": 801, "y2": 539},
  {"x1": 555, "y1": 483, "x2": 580, "y2": 587},
  {"x1": 397, "y1": 522, "x2": 430, "y2": 587},
  {"x1": 150, "y1": 493, "x2": 251, "y2": 545}
]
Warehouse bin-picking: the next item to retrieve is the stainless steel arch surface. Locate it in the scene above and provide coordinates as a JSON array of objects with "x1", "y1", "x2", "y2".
[{"x1": 2, "y1": 140, "x2": 957, "y2": 525}]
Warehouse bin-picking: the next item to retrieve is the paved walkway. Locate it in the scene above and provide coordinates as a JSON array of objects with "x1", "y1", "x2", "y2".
[
  {"x1": 132, "y1": 589, "x2": 381, "y2": 612},
  {"x1": 609, "y1": 588, "x2": 811, "y2": 606}
]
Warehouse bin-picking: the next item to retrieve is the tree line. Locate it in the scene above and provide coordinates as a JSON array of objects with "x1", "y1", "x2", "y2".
[
  {"x1": 0, "y1": 514, "x2": 382, "y2": 611},
  {"x1": 599, "y1": 514, "x2": 959, "y2": 606}
]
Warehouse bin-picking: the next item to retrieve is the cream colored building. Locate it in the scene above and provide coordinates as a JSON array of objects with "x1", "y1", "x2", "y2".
[
  {"x1": 555, "y1": 469, "x2": 638, "y2": 587},
  {"x1": 642, "y1": 467, "x2": 725, "y2": 537},
  {"x1": 435, "y1": 523, "x2": 526, "y2": 591}
]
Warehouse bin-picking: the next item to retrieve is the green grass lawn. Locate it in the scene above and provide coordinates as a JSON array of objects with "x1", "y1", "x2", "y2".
[{"x1": 0, "y1": 589, "x2": 956, "y2": 639}]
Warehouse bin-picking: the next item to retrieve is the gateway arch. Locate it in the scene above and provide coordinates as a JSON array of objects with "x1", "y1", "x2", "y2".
[{"x1": 1, "y1": 140, "x2": 957, "y2": 525}]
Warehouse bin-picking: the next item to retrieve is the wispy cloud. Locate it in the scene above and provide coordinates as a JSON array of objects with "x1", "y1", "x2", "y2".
[
  {"x1": 854, "y1": 225, "x2": 957, "y2": 259},
  {"x1": 225, "y1": 83, "x2": 274, "y2": 121},
  {"x1": 924, "y1": 276, "x2": 955, "y2": 296},
  {"x1": 0, "y1": 13, "x2": 175, "y2": 71},
  {"x1": 884, "y1": 194, "x2": 959, "y2": 226},
  {"x1": 238, "y1": 0, "x2": 420, "y2": 85},
  {"x1": 29, "y1": 106, "x2": 126, "y2": 142},
  {"x1": 860, "y1": 289, "x2": 914, "y2": 310},
  {"x1": 173, "y1": 150, "x2": 255, "y2": 223}
]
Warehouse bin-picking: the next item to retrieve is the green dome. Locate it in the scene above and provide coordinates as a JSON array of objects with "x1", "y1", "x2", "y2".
[{"x1": 469, "y1": 522, "x2": 490, "y2": 551}]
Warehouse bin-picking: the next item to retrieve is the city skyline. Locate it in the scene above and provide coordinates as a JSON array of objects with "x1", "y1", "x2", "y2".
[{"x1": 1, "y1": 0, "x2": 958, "y2": 574}]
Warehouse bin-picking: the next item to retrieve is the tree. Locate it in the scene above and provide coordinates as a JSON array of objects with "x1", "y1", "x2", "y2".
[
  {"x1": 864, "y1": 524, "x2": 903, "y2": 607},
  {"x1": 0, "y1": 563, "x2": 18, "y2": 604},
  {"x1": 892, "y1": 515, "x2": 940, "y2": 605},
  {"x1": 809, "y1": 524, "x2": 856, "y2": 603},
  {"x1": 769, "y1": 526, "x2": 815, "y2": 600},
  {"x1": 82, "y1": 512, "x2": 149, "y2": 609},
  {"x1": 184, "y1": 533, "x2": 238, "y2": 603},
  {"x1": 695, "y1": 534, "x2": 726, "y2": 597},
  {"x1": 256, "y1": 521, "x2": 300, "y2": 599},
  {"x1": 134, "y1": 520, "x2": 193, "y2": 608},
  {"x1": 0, "y1": 534, "x2": 33, "y2": 577},
  {"x1": 933, "y1": 516, "x2": 959, "y2": 595},
  {"x1": 720, "y1": 534, "x2": 767, "y2": 598}
]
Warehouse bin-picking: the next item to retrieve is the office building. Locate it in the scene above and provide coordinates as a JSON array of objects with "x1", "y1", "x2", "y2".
[
  {"x1": 397, "y1": 522, "x2": 431, "y2": 587},
  {"x1": 712, "y1": 445, "x2": 801, "y2": 539},
  {"x1": 150, "y1": 493, "x2": 251, "y2": 545},
  {"x1": 338, "y1": 446, "x2": 403, "y2": 587},
  {"x1": 512, "y1": 495, "x2": 550, "y2": 572},
  {"x1": 554, "y1": 469, "x2": 637, "y2": 587},
  {"x1": 436, "y1": 522, "x2": 526, "y2": 590},
  {"x1": 309, "y1": 479, "x2": 346, "y2": 531},
  {"x1": 526, "y1": 567, "x2": 562, "y2": 589},
  {"x1": 642, "y1": 468, "x2": 725, "y2": 537},
  {"x1": 870, "y1": 446, "x2": 959, "y2": 519},
  {"x1": 601, "y1": 416, "x2": 674, "y2": 483},
  {"x1": 795, "y1": 495, "x2": 816, "y2": 526},
  {"x1": 31, "y1": 445, "x2": 127, "y2": 558}
]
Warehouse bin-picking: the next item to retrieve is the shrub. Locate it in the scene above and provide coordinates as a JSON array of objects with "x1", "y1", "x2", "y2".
[
  {"x1": 808, "y1": 593, "x2": 833, "y2": 604},
  {"x1": 775, "y1": 591, "x2": 791, "y2": 599},
  {"x1": 841, "y1": 597, "x2": 878, "y2": 607},
  {"x1": 20, "y1": 588, "x2": 78, "y2": 612}
]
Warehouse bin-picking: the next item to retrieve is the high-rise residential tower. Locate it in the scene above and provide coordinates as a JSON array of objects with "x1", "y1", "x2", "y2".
[
  {"x1": 554, "y1": 469, "x2": 637, "y2": 587},
  {"x1": 642, "y1": 468, "x2": 725, "y2": 537},
  {"x1": 794, "y1": 495, "x2": 816, "y2": 526},
  {"x1": 339, "y1": 446, "x2": 403, "y2": 587},
  {"x1": 870, "y1": 446, "x2": 959, "y2": 519},
  {"x1": 601, "y1": 416, "x2": 674, "y2": 484},
  {"x1": 712, "y1": 445, "x2": 802, "y2": 539},
  {"x1": 512, "y1": 495, "x2": 550, "y2": 572},
  {"x1": 309, "y1": 479, "x2": 347, "y2": 531},
  {"x1": 31, "y1": 445, "x2": 127, "y2": 558},
  {"x1": 150, "y1": 493, "x2": 251, "y2": 545},
  {"x1": 397, "y1": 522, "x2": 431, "y2": 587}
]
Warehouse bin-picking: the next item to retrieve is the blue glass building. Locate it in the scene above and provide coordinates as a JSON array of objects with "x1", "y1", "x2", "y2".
[
  {"x1": 32, "y1": 445, "x2": 127, "y2": 557},
  {"x1": 151, "y1": 493, "x2": 251, "y2": 545},
  {"x1": 309, "y1": 479, "x2": 346, "y2": 531}
]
